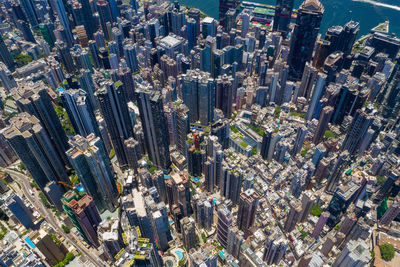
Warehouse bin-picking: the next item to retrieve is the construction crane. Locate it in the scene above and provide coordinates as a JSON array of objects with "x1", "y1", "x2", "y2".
[{"x1": 58, "y1": 181, "x2": 80, "y2": 194}]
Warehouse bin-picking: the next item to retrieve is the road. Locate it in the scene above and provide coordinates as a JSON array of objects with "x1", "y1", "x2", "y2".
[{"x1": 3, "y1": 168, "x2": 106, "y2": 267}]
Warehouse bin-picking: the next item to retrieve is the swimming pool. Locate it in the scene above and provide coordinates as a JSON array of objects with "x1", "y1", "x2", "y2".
[{"x1": 175, "y1": 249, "x2": 183, "y2": 260}]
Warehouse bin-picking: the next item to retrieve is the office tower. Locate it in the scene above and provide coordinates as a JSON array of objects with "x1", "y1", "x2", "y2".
[
  {"x1": 0, "y1": 35, "x2": 15, "y2": 71},
  {"x1": 54, "y1": 0, "x2": 74, "y2": 46},
  {"x1": 193, "y1": 195, "x2": 214, "y2": 231},
  {"x1": 201, "y1": 17, "x2": 217, "y2": 38},
  {"x1": 0, "y1": 62, "x2": 17, "y2": 92},
  {"x1": 288, "y1": 0, "x2": 324, "y2": 80},
  {"x1": 263, "y1": 236, "x2": 288, "y2": 265},
  {"x1": 4, "y1": 113, "x2": 69, "y2": 190},
  {"x1": 313, "y1": 106, "x2": 334, "y2": 144},
  {"x1": 312, "y1": 144, "x2": 326, "y2": 168},
  {"x1": 96, "y1": 81, "x2": 134, "y2": 168},
  {"x1": 219, "y1": 0, "x2": 239, "y2": 28},
  {"x1": 325, "y1": 151, "x2": 350, "y2": 193},
  {"x1": 98, "y1": 218, "x2": 124, "y2": 260},
  {"x1": 39, "y1": 23, "x2": 55, "y2": 48},
  {"x1": 341, "y1": 21, "x2": 360, "y2": 55},
  {"x1": 260, "y1": 127, "x2": 279, "y2": 160},
  {"x1": 341, "y1": 109, "x2": 374, "y2": 154},
  {"x1": 123, "y1": 43, "x2": 139, "y2": 73},
  {"x1": 375, "y1": 171, "x2": 400, "y2": 203},
  {"x1": 311, "y1": 211, "x2": 330, "y2": 238},
  {"x1": 136, "y1": 86, "x2": 171, "y2": 170},
  {"x1": 17, "y1": 20, "x2": 35, "y2": 43},
  {"x1": 19, "y1": 0, "x2": 38, "y2": 28},
  {"x1": 78, "y1": 69, "x2": 97, "y2": 109},
  {"x1": 306, "y1": 73, "x2": 326, "y2": 121},
  {"x1": 96, "y1": 0, "x2": 113, "y2": 40},
  {"x1": 299, "y1": 193, "x2": 316, "y2": 222},
  {"x1": 180, "y1": 70, "x2": 215, "y2": 124},
  {"x1": 44, "y1": 181, "x2": 64, "y2": 212},
  {"x1": 273, "y1": 0, "x2": 294, "y2": 33},
  {"x1": 0, "y1": 129, "x2": 18, "y2": 167},
  {"x1": 13, "y1": 81, "x2": 70, "y2": 165},
  {"x1": 380, "y1": 199, "x2": 400, "y2": 226},
  {"x1": 7, "y1": 194, "x2": 35, "y2": 229},
  {"x1": 298, "y1": 62, "x2": 318, "y2": 99},
  {"x1": 332, "y1": 239, "x2": 371, "y2": 267},
  {"x1": 60, "y1": 89, "x2": 98, "y2": 137},
  {"x1": 291, "y1": 125, "x2": 307, "y2": 156},
  {"x1": 181, "y1": 217, "x2": 197, "y2": 250},
  {"x1": 88, "y1": 40, "x2": 101, "y2": 69},
  {"x1": 237, "y1": 189, "x2": 259, "y2": 237},
  {"x1": 225, "y1": 9, "x2": 237, "y2": 33},
  {"x1": 67, "y1": 134, "x2": 119, "y2": 212},
  {"x1": 217, "y1": 205, "x2": 233, "y2": 248},
  {"x1": 187, "y1": 18, "x2": 197, "y2": 50},
  {"x1": 171, "y1": 100, "x2": 189, "y2": 156},
  {"x1": 31, "y1": 230, "x2": 66, "y2": 266},
  {"x1": 62, "y1": 191, "x2": 102, "y2": 247},
  {"x1": 284, "y1": 200, "x2": 302, "y2": 232},
  {"x1": 55, "y1": 41, "x2": 76, "y2": 73}
]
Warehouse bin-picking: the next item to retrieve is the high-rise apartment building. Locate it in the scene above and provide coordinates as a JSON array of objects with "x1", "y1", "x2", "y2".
[
  {"x1": 67, "y1": 134, "x2": 119, "y2": 212},
  {"x1": 4, "y1": 113, "x2": 69, "y2": 189},
  {"x1": 237, "y1": 189, "x2": 259, "y2": 237},
  {"x1": 60, "y1": 89, "x2": 98, "y2": 137},
  {"x1": 62, "y1": 191, "x2": 102, "y2": 247},
  {"x1": 136, "y1": 85, "x2": 171, "y2": 170},
  {"x1": 96, "y1": 80, "x2": 134, "y2": 168}
]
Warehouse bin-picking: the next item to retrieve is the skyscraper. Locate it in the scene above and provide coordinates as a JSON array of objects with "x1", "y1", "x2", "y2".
[
  {"x1": 0, "y1": 35, "x2": 15, "y2": 71},
  {"x1": 219, "y1": 0, "x2": 239, "y2": 29},
  {"x1": 13, "y1": 81, "x2": 70, "y2": 166},
  {"x1": 273, "y1": 0, "x2": 294, "y2": 33},
  {"x1": 7, "y1": 194, "x2": 35, "y2": 229},
  {"x1": 96, "y1": 80, "x2": 134, "y2": 168},
  {"x1": 284, "y1": 200, "x2": 302, "y2": 232},
  {"x1": 54, "y1": 0, "x2": 74, "y2": 46},
  {"x1": 96, "y1": 0, "x2": 113, "y2": 40},
  {"x1": 4, "y1": 113, "x2": 69, "y2": 190},
  {"x1": 287, "y1": 0, "x2": 324, "y2": 80},
  {"x1": 60, "y1": 89, "x2": 98, "y2": 137},
  {"x1": 313, "y1": 106, "x2": 334, "y2": 144},
  {"x1": 136, "y1": 85, "x2": 171, "y2": 170},
  {"x1": 217, "y1": 205, "x2": 233, "y2": 248},
  {"x1": 19, "y1": 0, "x2": 38, "y2": 28},
  {"x1": 379, "y1": 199, "x2": 400, "y2": 226},
  {"x1": 237, "y1": 189, "x2": 259, "y2": 237},
  {"x1": 0, "y1": 62, "x2": 17, "y2": 91},
  {"x1": 325, "y1": 151, "x2": 350, "y2": 193},
  {"x1": 67, "y1": 134, "x2": 119, "y2": 212},
  {"x1": 341, "y1": 108, "x2": 374, "y2": 154},
  {"x1": 171, "y1": 100, "x2": 190, "y2": 156},
  {"x1": 62, "y1": 191, "x2": 102, "y2": 247}
]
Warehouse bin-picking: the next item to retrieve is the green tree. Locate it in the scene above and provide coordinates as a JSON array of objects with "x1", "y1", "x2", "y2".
[
  {"x1": 61, "y1": 224, "x2": 70, "y2": 233},
  {"x1": 376, "y1": 175, "x2": 387, "y2": 186},
  {"x1": 310, "y1": 204, "x2": 322, "y2": 217},
  {"x1": 380, "y1": 243, "x2": 395, "y2": 261},
  {"x1": 39, "y1": 192, "x2": 51, "y2": 208}
]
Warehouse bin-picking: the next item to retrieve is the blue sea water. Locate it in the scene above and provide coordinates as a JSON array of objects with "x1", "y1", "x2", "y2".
[{"x1": 174, "y1": 0, "x2": 400, "y2": 37}]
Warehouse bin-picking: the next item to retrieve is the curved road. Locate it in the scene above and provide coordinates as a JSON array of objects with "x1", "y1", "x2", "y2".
[{"x1": 3, "y1": 168, "x2": 106, "y2": 267}]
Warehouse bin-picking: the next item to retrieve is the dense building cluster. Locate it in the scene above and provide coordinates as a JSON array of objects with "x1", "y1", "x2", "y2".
[{"x1": 0, "y1": 0, "x2": 399, "y2": 266}]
